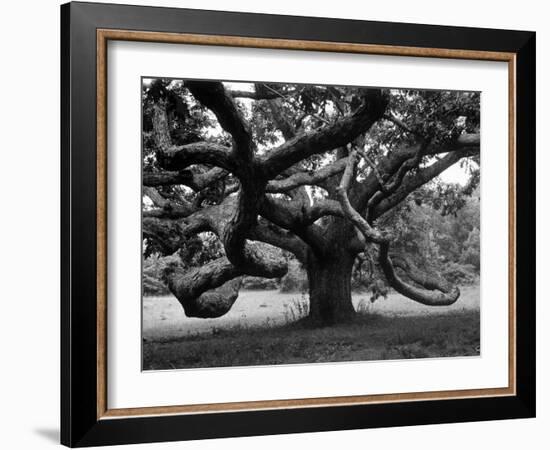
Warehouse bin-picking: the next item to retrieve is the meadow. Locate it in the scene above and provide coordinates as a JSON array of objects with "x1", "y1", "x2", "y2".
[{"x1": 142, "y1": 285, "x2": 480, "y2": 370}]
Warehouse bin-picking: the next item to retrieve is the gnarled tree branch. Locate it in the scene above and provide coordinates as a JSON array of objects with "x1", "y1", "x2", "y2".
[
  {"x1": 336, "y1": 151, "x2": 387, "y2": 243},
  {"x1": 372, "y1": 149, "x2": 477, "y2": 219},
  {"x1": 143, "y1": 167, "x2": 227, "y2": 191},
  {"x1": 335, "y1": 150, "x2": 460, "y2": 306},
  {"x1": 185, "y1": 80, "x2": 253, "y2": 161},
  {"x1": 143, "y1": 217, "x2": 186, "y2": 255},
  {"x1": 258, "y1": 89, "x2": 389, "y2": 177},
  {"x1": 260, "y1": 197, "x2": 328, "y2": 255},
  {"x1": 355, "y1": 134, "x2": 480, "y2": 212},
  {"x1": 167, "y1": 243, "x2": 288, "y2": 318},
  {"x1": 267, "y1": 97, "x2": 296, "y2": 140},
  {"x1": 157, "y1": 142, "x2": 234, "y2": 172},
  {"x1": 382, "y1": 113, "x2": 426, "y2": 141},
  {"x1": 266, "y1": 157, "x2": 348, "y2": 193},
  {"x1": 378, "y1": 242, "x2": 460, "y2": 306},
  {"x1": 167, "y1": 258, "x2": 244, "y2": 318},
  {"x1": 142, "y1": 186, "x2": 196, "y2": 219},
  {"x1": 303, "y1": 199, "x2": 345, "y2": 224},
  {"x1": 248, "y1": 219, "x2": 308, "y2": 263}
]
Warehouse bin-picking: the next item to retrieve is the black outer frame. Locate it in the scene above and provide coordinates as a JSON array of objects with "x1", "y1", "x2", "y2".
[{"x1": 60, "y1": 1, "x2": 536, "y2": 447}]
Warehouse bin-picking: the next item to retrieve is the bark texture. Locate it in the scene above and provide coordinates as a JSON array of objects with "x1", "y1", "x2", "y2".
[{"x1": 307, "y1": 248, "x2": 356, "y2": 324}]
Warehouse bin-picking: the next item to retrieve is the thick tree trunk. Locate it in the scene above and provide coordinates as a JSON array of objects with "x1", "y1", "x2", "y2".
[
  {"x1": 307, "y1": 254, "x2": 356, "y2": 324},
  {"x1": 306, "y1": 222, "x2": 357, "y2": 324}
]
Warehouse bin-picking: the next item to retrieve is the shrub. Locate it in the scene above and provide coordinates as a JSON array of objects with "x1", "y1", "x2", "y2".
[
  {"x1": 279, "y1": 259, "x2": 308, "y2": 293},
  {"x1": 142, "y1": 273, "x2": 169, "y2": 296},
  {"x1": 142, "y1": 252, "x2": 182, "y2": 296},
  {"x1": 283, "y1": 294, "x2": 310, "y2": 323},
  {"x1": 460, "y1": 227, "x2": 480, "y2": 271},
  {"x1": 442, "y1": 262, "x2": 478, "y2": 285},
  {"x1": 241, "y1": 276, "x2": 279, "y2": 290}
]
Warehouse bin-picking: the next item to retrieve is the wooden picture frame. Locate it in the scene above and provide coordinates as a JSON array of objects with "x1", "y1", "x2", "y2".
[{"x1": 61, "y1": 1, "x2": 535, "y2": 447}]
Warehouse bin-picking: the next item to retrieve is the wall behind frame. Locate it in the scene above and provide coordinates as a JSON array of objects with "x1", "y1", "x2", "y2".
[{"x1": 0, "y1": 0, "x2": 546, "y2": 449}]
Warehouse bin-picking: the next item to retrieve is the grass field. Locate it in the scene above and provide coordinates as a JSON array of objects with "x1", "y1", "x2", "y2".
[{"x1": 142, "y1": 285, "x2": 480, "y2": 370}]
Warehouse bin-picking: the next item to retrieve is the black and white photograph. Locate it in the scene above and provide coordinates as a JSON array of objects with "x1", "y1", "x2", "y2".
[{"x1": 141, "y1": 78, "x2": 481, "y2": 370}]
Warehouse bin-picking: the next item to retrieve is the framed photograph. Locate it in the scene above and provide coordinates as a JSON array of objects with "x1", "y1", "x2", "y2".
[{"x1": 61, "y1": 1, "x2": 535, "y2": 447}]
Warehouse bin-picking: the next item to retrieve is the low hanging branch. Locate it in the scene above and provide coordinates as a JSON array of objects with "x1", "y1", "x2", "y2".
[
  {"x1": 378, "y1": 242, "x2": 460, "y2": 306},
  {"x1": 143, "y1": 167, "x2": 227, "y2": 191},
  {"x1": 159, "y1": 216, "x2": 289, "y2": 317},
  {"x1": 148, "y1": 84, "x2": 289, "y2": 317},
  {"x1": 336, "y1": 150, "x2": 460, "y2": 306},
  {"x1": 391, "y1": 256, "x2": 453, "y2": 292},
  {"x1": 166, "y1": 241, "x2": 288, "y2": 318},
  {"x1": 166, "y1": 257, "x2": 244, "y2": 318}
]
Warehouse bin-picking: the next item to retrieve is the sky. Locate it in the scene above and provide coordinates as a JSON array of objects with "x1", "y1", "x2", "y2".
[{"x1": 438, "y1": 162, "x2": 469, "y2": 185}]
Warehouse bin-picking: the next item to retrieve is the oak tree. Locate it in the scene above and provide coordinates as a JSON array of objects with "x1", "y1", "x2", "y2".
[{"x1": 142, "y1": 79, "x2": 480, "y2": 324}]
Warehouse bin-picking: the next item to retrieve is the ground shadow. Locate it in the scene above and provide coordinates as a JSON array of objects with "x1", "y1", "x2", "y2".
[{"x1": 34, "y1": 428, "x2": 59, "y2": 444}]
